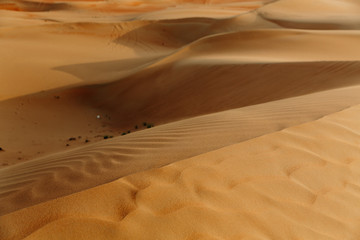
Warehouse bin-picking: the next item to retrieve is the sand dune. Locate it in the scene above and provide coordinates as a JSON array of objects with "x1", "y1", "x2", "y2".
[
  {"x1": 259, "y1": 0, "x2": 360, "y2": 29},
  {"x1": 2, "y1": 60, "x2": 360, "y2": 167},
  {"x1": 0, "y1": 12, "x2": 266, "y2": 100},
  {"x1": 3, "y1": 9, "x2": 360, "y2": 166},
  {"x1": 2, "y1": 86, "x2": 360, "y2": 215},
  {"x1": 2, "y1": 103, "x2": 360, "y2": 240},
  {"x1": 2, "y1": 0, "x2": 360, "y2": 238}
]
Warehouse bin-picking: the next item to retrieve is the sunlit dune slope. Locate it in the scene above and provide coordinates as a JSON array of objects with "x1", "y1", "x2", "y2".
[
  {"x1": 0, "y1": 10, "x2": 273, "y2": 100},
  {"x1": 1, "y1": 1, "x2": 360, "y2": 239},
  {"x1": 259, "y1": 0, "x2": 360, "y2": 29},
  {"x1": 2, "y1": 86, "x2": 360, "y2": 216},
  {"x1": 2, "y1": 104, "x2": 360, "y2": 240}
]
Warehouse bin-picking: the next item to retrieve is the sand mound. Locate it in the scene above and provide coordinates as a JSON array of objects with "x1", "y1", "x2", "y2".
[
  {"x1": 2, "y1": 0, "x2": 360, "y2": 238},
  {"x1": 2, "y1": 86, "x2": 360, "y2": 215},
  {"x1": 259, "y1": 0, "x2": 360, "y2": 29},
  {"x1": 0, "y1": 11, "x2": 270, "y2": 100},
  {"x1": 2, "y1": 103, "x2": 360, "y2": 240},
  {"x1": 96, "y1": 61, "x2": 360, "y2": 128},
  {"x1": 2, "y1": 60, "x2": 360, "y2": 167}
]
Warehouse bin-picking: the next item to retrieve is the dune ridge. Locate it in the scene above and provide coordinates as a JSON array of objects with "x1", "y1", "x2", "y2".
[
  {"x1": 259, "y1": 0, "x2": 360, "y2": 30},
  {"x1": 2, "y1": 103, "x2": 360, "y2": 240},
  {"x1": 2, "y1": 0, "x2": 360, "y2": 238},
  {"x1": 2, "y1": 86, "x2": 360, "y2": 216}
]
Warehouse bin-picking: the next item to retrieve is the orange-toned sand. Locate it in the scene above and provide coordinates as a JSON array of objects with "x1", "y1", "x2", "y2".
[
  {"x1": 3, "y1": 102, "x2": 360, "y2": 240},
  {"x1": 1, "y1": 0, "x2": 360, "y2": 239}
]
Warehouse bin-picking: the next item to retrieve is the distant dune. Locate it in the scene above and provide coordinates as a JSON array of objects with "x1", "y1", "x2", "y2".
[{"x1": 1, "y1": 0, "x2": 360, "y2": 239}]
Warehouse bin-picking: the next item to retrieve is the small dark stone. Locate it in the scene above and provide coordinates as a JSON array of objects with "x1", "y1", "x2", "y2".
[
  {"x1": 127, "y1": 130, "x2": 131, "y2": 134},
  {"x1": 135, "y1": 125, "x2": 138, "y2": 129},
  {"x1": 143, "y1": 122, "x2": 147, "y2": 126},
  {"x1": 66, "y1": 144, "x2": 70, "y2": 147},
  {"x1": 104, "y1": 136, "x2": 109, "y2": 139},
  {"x1": 68, "y1": 137, "x2": 76, "y2": 141},
  {"x1": 0, "y1": 148, "x2": 3, "y2": 151},
  {"x1": 85, "y1": 139, "x2": 90, "y2": 143},
  {"x1": 122, "y1": 133, "x2": 126, "y2": 136}
]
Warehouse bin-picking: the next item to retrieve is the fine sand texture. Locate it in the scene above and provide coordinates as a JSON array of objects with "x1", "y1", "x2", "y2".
[
  {"x1": 2, "y1": 103, "x2": 360, "y2": 240},
  {"x1": 1, "y1": 0, "x2": 360, "y2": 239}
]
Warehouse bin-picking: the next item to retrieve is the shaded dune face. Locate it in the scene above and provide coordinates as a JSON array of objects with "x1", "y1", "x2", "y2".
[
  {"x1": 1, "y1": 0, "x2": 360, "y2": 239},
  {"x1": 1, "y1": 86, "x2": 360, "y2": 216}
]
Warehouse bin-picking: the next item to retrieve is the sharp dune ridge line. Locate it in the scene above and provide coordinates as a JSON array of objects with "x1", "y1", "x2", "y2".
[
  {"x1": 2, "y1": 86, "x2": 360, "y2": 215},
  {"x1": 1, "y1": 0, "x2": 360, "y2": 239},
  {"x1": 3, "y1": 104, "x2": 360, "y2": 240}
]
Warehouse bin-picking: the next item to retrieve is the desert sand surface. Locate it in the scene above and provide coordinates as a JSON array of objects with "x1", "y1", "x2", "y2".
[
  {"x1": 1, "y1": 0, "x2": 360, "y2": 239},
  {"x1": 3, "y1": 101, "x2": 360, "y2": 240}
]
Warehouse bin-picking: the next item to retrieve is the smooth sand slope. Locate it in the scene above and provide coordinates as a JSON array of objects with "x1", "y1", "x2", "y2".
[
  {"x1": 2, "y1": 86, "x2": 360, "y2": 215},
  {"x1": 2, "y1": 103, "x2": 360, "y2": 240},
  {"x1": 259, "y1": 0, "x2": 360, "y2": 29},
  {"x1": 1, "y1": 0, "x2": 360, "y2": 238},
  {"x1": 2, "y1": 60, "x2": 360, "y2": 166}
]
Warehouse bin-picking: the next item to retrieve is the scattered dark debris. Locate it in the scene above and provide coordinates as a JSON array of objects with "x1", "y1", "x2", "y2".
[
  {"x1": 0, "y1": 147, "x2": 4, "y2": 151},
  {"x1": 143, "y1": 122, "x2": 147, "y2": 126},
  {"x1": 147, "y1": 124, "x2": 154, "y2": 129},
  {"x1": 122, "y1": 133, "x2": 127, "y2": 136},
  {"x1": 66, "y1": 144, "x2": 70, "y2": 147},
  {"x1": 135, "y1": 125, "x2": 138, "y2": 129},
  {"x1": 78, "y1": 136, "x2": 82, "y2": 139},
  {"x1": 85, "y1": 139, "x2": 90, "y2": 143},
  {"x1": 103, "y1": 135, "x2": 113, "y2": 139},
  {"x1": 68, "y1": 137, "x2": 76, "y2": 141},
  {"x1": 127, "y1": 130, "x2": 131, "y2": 134}
]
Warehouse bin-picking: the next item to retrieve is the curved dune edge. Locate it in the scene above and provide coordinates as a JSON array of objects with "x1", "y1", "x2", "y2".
[
  {"x1": 2, "y1": 86, "x2": 360, "y2": 216},
  {"x1": 0, "y1": 10, "x2": 272, "y2": 100},
  {"x1": 2, "y1": 103, "x2": 360, "y2": 239},
  {"x1": 259, "y1": 0, "x2": 360, "y2": 30}
]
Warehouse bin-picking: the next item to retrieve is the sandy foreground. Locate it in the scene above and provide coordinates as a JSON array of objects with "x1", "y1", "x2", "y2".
[{"x1": 1, "y1": 0, "x2": 360, "y2": 239}]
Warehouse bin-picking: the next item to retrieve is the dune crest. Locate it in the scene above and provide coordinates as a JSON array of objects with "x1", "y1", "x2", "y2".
[
  {"x1": 2, "y1": 86, "x2": 360, "y2": 215},
  {"x1": 2, "y1": 104, "x2": 360, "y2": 240},
  {"x1": 259, "y1": 0, "x2": 360, "y2": 29},
  {"x1": 2, "y1": 0, "x2": 360, "y2": 239}
]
